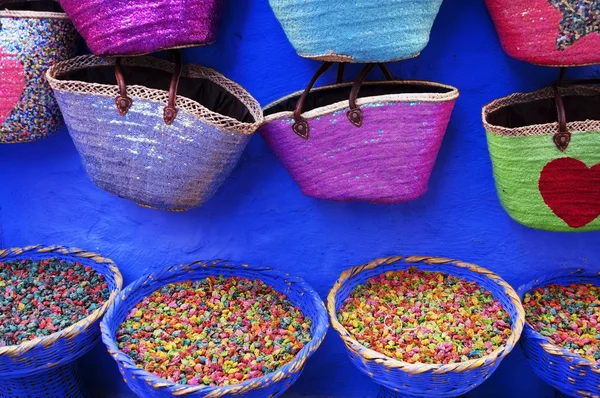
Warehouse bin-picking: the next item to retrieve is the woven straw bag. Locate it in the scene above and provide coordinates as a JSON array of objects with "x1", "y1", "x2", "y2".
[
  {"x1": 519, "y1": 269, "x2": 600, "y2": 398},
  {"x1": 0, "y1": 245, "x2": 122, "y2": 398},
  {"x1": 268, "y1": 0, "x2": 444, "y2": 63},
  {"x1": 57, "y1": 0, "x2": 224, "y2": 56},
  {"x1": 483, "y1": 77, "x2": 600, "y2": 232},
  {"x1": 261, "y1": 63, "x2": 458, "y2": 204},
  {"x1": 327, "y1": 256, "x2": 525, "y2": 398},
  {"x1": 47, "y1": 51, "x2": 263, "y2": 212},
  {"x1": 485, "y1": 0, "x2": 600, "y2": 67},
  {"x1": 101, "y1": 260, "x2": 329, "y2": 398},
  {"x1": 0, "y1": 0, "x2": 78, "y2": 143}
]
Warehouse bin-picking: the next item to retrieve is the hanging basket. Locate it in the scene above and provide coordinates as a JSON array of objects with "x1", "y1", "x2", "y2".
[
  {"x1": 0, "y1": 245, "x2": 122, "y2": 398},
  {"x1": 327, "y1": 256, "x2": 525, "y2": 398},
  {"x1": 261, "y1": 63, "x2": 458, "y2": 204},
  {"x1": 485, "y1": 0, "x2": 600, "y2": 67},
  {"x1": 57, "y1": 0, "x2": 224, "y2": 56},
  {"x1": 268, "y1": 0, "x2": 445, "y2": 63},
  {"x1": 101, "y1": 260, "x2": 329, "y2": 398},
  {"x1": 47, "y1": 51, "x2": 263, "y2": 212},
  {"x1": 519, "y1": 269, "x2": 600, "y2": 398},
  {"x1": 0, "y1": 0, "x2": 78, "y2": 143},
  {"x1": 483, "y1": 79, "x2": 600, "y2": 232}
]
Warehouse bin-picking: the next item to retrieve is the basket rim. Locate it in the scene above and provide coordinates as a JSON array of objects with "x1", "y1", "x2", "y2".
[
  {"x1": 326, "y1": 255, "x2": 525, "y2": 375},
  {"x1": 0, "y1": 244, "x2": 123, "y2": 357},
  {"x1": 100, "y1": 259, "x2": 330, "y2": 397},
  {"x1": 46, "y1": 54, "x2": 264, "y2": 136},
  {"x1": 518, "y1": 268, "x2": 600, "y2": 373},
  {"x1": 263, "y1": 80, "x2": 460, "y2": 123},
  {"x1": 482, "y1": 85, "x2": 600, "y2": 137}
]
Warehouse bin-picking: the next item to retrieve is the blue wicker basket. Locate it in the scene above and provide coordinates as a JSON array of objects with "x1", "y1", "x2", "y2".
[
  {"x1": 0, "y1": 245, "x2": 123, "y2": 398},
  {"x1": 101, "y1": 260, "x2": 329, "y2": 397},
  {"x1": 327, "y1": 256, "x2": 525, "y2": 398},
  {"x1": 519, "y1": 269, "x2": 600, "y2": 398},
  {"x1": 268, "y1": 0, "x2": 445, "y2": 63}
]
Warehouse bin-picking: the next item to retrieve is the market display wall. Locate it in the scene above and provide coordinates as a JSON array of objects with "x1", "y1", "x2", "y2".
[{"x1": 0, "y1": 0, "x2": 598, "y2": 397}]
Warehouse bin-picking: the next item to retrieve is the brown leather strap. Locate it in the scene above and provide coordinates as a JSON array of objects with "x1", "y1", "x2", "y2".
[
  {"x1": 347, "y1": 63, "x2": 378, "y2": 127},
  {"x1": 292, "y1": 62, "x2": 333, "y2": 139},
  {"x1": 336, "y1": 63, "x2": 346, "y2": 85},
  {"x1": 113, "y1": 50, "x2": 183, "y2": 125},
  {"x1": 552, "y1": 84, "x2": 570, "y2": 152},
  {"x1": 336, "y1": 63, "x2": 393, "y2": 84},
  {"x1": 114, "y1": 58, "x2": 132, "y2": 116},
  {"x1": 163, "y1": 49, "x2": 182, "y2": 125}
]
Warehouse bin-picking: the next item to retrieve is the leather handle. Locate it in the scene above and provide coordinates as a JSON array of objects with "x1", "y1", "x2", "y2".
[
  {"x1": 336, "y1": 63, "x2": 394, "y2": 84},
  {"x1": 114, "y1": 58, "x2": 132, "y2": 116},
  {"x1": 292, "y1": 62, "x2": 334, "y2": 139},
  {"x1": 113, "y1": 50, "x2": 183, "y2": 125},
  {"x1": 164, "y1": 49, "x2": 182, "y2": 125},
  {"x1": 552, "y1": 84, "x2": 570, "y2": 152},
  {"x1": 293, "y1": 62, "x2": 395, "y2": 139},
  {"x1": 346, "y1": 63, "x2": 383, "y2": 128}
]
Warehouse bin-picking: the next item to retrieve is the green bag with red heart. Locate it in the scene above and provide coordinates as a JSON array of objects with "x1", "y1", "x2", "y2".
[{"x1": 483, "y1": 84, "x2": 600, "y2": 232}]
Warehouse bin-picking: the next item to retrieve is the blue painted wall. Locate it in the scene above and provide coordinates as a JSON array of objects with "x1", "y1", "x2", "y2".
[{"x1": 1, "y1": 0, "x2": 599, "y2": 396}]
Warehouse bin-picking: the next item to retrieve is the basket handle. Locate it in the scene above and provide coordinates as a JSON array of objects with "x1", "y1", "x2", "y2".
[
  {"x1": 347, "y1": 63, "x2": 390, "y2": 128},
  {"x1": 335, "y1": 63, "x2": 393, "y2": 84},
  {"x1": 113, "y1": 50, "x2": 183, "y2": 125},
  {"x1": 293, "y1": 62, "x2": 394, "y2": 139},
  {"x1": 551, "y1": 68, "x2": 600, "y2": 151}
]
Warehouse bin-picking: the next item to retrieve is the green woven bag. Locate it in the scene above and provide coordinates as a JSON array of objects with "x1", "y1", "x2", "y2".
[{"x1": 483, "y1": 84, "x2": 600, "y2": 232}]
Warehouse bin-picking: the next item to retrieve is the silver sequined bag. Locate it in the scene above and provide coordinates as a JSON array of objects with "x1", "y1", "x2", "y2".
[{"x1": 47, "y1": 51, "x2": 263, "y2": 211}]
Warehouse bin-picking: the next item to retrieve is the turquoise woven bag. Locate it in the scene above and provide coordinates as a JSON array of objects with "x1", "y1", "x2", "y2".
[{"x1": 268, "y1": 0, "x2": 445, "y2": 63}]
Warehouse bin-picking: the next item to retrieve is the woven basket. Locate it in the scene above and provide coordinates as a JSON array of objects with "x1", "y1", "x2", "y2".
[
  {"x1": 261, "y1": 62, "x2": 458, "y2": 204},
  {"x1": 483, "y1": 83, "x2": 600, "y2": 232},
  {"x1": 0, "y1": 245, "x2": 123, "y2": 398},
  {"x1": 47, "y1": 52, "x2": 263, "y2": 212},
  {"x1": 327, "y1": 256, "x2": 525, "y2": 398},
  {"x1": 519, "y1": 269, "x2": 600, "y2": 398},
  {"x1": 57, "y1": 0, "x2": 223, "y2": 56},
  {"x1": 268, "y1": 0, "x2": 444, "y2": 63},
  {"x1": 101, "y1": 260, "x2": 329, "y2": 398},
  {"x1": 485, "y1": 0, "x2": 600, "y2": 67},
  {"x1": 0, "y1": 0, "x2": 78, "y2": 143}
]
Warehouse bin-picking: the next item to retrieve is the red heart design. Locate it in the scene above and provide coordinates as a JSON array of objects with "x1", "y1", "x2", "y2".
[
  {"x1": 539, "y1": 157, "x2": 600, "y2": 228},
  {"x1": 0, "y1": 50, "x2": 25, "y2": 124}
]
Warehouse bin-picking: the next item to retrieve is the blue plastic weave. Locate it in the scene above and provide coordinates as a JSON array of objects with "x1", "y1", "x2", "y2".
[
  {"x1": 519, "y1": 269, "x2": 600, "y2": 398},
  {"x1": 1, "y1": 362, "x2": 89, "y2": 398},
  {"x1": 0, "y1": 245, "x2": 123, "y2": 397},
  {"x1": 327, "y1": 256, "x2": 525, "y2": 398},
  {"x1": 101, "y1": 260, "x2": 329, "y2": 398}
]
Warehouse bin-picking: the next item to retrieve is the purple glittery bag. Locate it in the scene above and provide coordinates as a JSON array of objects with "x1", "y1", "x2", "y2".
[
  {"x1": 261, "y1": 63, "x2": 459, "y2": 204},
  {"x1": 47, "y1": 51, "x2": 263, "y2": 211},
  {"x1": 57, "y1": 0, "x2": 223, "y2": 56}
]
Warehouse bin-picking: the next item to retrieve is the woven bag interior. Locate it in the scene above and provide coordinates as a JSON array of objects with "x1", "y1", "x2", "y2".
[
  {"x1": 1, "y1": 1, "x2": 64, "y2": 12},
  {"x1": 264, "y1": 82, "x2": 452, "y2": 115},
  {"x1": 487, "y1": 94, "x2": 600, "y2": 128},
  {"x1": 57, "y1": 65, "x2": 255, "y2": 123}
]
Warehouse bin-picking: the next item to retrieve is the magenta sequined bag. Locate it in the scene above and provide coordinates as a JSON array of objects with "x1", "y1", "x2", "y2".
[
  {"x1": 57, "y1": 0, "x2": 223, "y2": 56},
  {"x1": 260, "y1": 63, "x2": 459, "y2": 204}
]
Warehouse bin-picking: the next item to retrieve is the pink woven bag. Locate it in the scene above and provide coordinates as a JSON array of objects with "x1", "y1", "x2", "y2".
[
  {"x1": 57, "y1": 0, "x2": 224, "y2": 56},
  {"x1": 260, "y1": 63, "x2": 459, "y2": 204},
  {"x1": 485, "y1": 0, "x2": 600, "y2": 66}
]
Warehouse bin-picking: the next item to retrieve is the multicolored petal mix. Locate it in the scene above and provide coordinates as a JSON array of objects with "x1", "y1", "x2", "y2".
[
  {"x1": 524, "y1": 283, "x2": 600, "y2": 362},
  {"x1": 0, "y1": 258, "x2": 110, "y2": 346},
  {"x1": 117, "y1": 276, "x2": 312, "y2": 387},
  {"x1": 338, "y1": 267, "x2": 512, "y2": 364}
]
